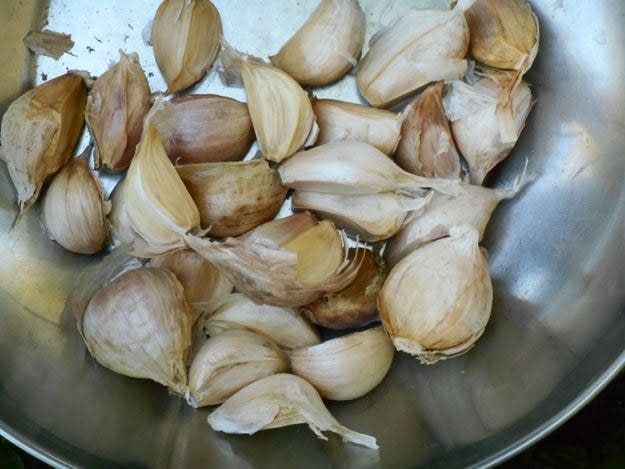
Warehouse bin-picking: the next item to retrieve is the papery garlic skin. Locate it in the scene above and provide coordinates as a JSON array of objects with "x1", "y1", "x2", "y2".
[
  {"x1": 271, "y1": 0, "x2": 365, "y2": 87},
  {"x1": 107, "y1": 177, "x2": 135, "y2": 249},
  {"x1": 42, "y1": 157, "x2": 108, "y2": 254},
  {"x1": 207, "y1": 373, "x2": 378, "y2": 449},
  {"x1": 86, "y1": 51, "x2": 151, "y2": 172},
  {"x1": 357, "y1": 8, "x2": 469, "y2": 107},
  {"x1": 379, "y1": 226, "x2": 493, "y2": 364}
]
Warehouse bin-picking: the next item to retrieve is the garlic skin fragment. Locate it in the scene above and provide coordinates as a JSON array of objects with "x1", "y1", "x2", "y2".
[
  {"x1": 86, "y1": 50, "x2": 151, "y2": 172},
  {"x1": 107, "y1": 177, "x2": 135, "y2": 249},
  {"x1": 356, "y1": 8, "x2": 469, "y2": 107},
  {"x1": 313, "y1": 99, "x2": 402, "y2": 155},
  {"x1": 80, "y1": 267, "x2": 193, "y2": 393},
  {"x1": 42, "y1": 157, "x2": 109, "y2": 254},
  {"x1": 270, "y1": 0, "x2": 365, "y2": 87},
  {"x1": 207, "y1": 373, "x2": 378, "y2": 449},
  {"x1": 151, "y1": 0, "x2": 223, "y2": 94},
  {"x1": 187, "y1": 329, "x2": 289, "y2": 407},
  {"x1": 379, "y1": 226, "x2": 493, "y2": 364},
  {"x1": 0, "y1": 72, "x2": 86, "y2": 215}
]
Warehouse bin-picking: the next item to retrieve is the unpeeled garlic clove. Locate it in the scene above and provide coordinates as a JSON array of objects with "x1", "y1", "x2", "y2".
[
  {"x1": 176, "y1": 160, "x2": 288, "y2": 237},
  {"x1": 356, "y1": 8, "x2": 469, "y2": 107},
  {"x1": 312, "y1": 99, "x2": 402, "y2": 155},
  {"x1": 85, "y1": 50, "x2": 151, "y2": 172},
  {"x1": 379, "y1": 226, "x2": 493, "y2": 364},
  {"x1": 151, "y1": 0, "x2": 223, "y2": 94},
  {"x1": 1, "y1": 72, "x2": 87, "y2": 216},
  {"x1": 187, "y1": 329, "x2": 289, "y2": 407},
  {"x1": 395, "y1": 82, "x2": 462, "y2": 180},
  {"x1": 150, "y1": 94, "x2": 255, "y2": 164},
  {"x1": 270, "y1": 0, "x2": 365, "y2": 87},
  {"x1": 207, "y1": 373, "x2": 378, "y2": 449}
]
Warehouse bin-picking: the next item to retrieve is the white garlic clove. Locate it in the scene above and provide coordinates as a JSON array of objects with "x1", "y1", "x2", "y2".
[{"x1": 207, "y1": 373, "x2": 378, "y2": 449}]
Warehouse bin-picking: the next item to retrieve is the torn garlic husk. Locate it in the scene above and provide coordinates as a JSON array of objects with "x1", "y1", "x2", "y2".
[
  {"x1": 207, "y1": 373, "x2": 379, "y2": 449},
  {"x1": 356, "y1": 8, "x2": 469, "y2": 107},
  {"x1": 270, "y1": 0, "x2": 365, "y2": 87},
  {"x1": 379, "y1": 226, "x2": 493, "y2": 364},
  {"x1": 187, "y1": 329, "x2": 289, "y2": 407},
  {"x1": 107, "y1": 177, "x2": 135, "y2": 249}
]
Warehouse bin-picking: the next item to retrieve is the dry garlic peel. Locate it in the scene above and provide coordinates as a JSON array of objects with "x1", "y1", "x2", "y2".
[
  {"x1": 207, "y1": 373, "x2": 378, "y2": 449},
  {"x1": 107, "y1": 177, "x2": 135, "y2": 248},
  {"x1": 239, "y1": 211, "x2": 318, "y2": 247},
  {"x1": 271, "y1": 0, "x2": 365, "y2": 87},
  {"x1": 379, "y1": 226, "x2": 493, "y2": 364},
  {"x1": 187, "y1": 329, "x2": 289, "y2": 407}
]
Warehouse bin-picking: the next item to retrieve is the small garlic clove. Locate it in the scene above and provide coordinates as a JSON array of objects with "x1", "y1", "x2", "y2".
[
  {"x1": 207, "y1": 373, "x2": 378, "y2": 449},
  {"x1": 86, "y1": 50, "x2": 151, "y2": 172},
  {"x1": 1, "y1": 72, "x2": 87, "y2": 216},
  {"x1": 176, "y1": 160, "x2": 287, "y2": 237},
  {"x1": 395, "y1": 82, "x2": 462, "y2": 180},
  {"x1": 270, "y1": 0, "x2": 365, "y2": 87},
  {"x1": 42, "y1": 156, "x2": 109, "y2": 254},
  {"x1": 312, "y1": 99, "x2": 402, "y2": 155},
  {"x1": 151, "y1": 0, "x2": 223, "y2": 94},
  {"x1": 356, "y1": 8, "x2": 469, "y2": 107},
  {"x1": 150, "y1": 94, "x2": 255, "y2": 164},
  {"x1": 290, "y1": 327, "x2": 394, "y2": 401},
  {"x1": 240, "y1": 59, "x2": 316, "y2": 162},
  {"x1": 303, "y1": 249, "x2": 385, "y2": 330},
  {"x1": 187, "y1": 329, "x2": 289, "y2": 407},
  {"x1": 379, "y1": 226, "x2": 493, "y2": 364}
]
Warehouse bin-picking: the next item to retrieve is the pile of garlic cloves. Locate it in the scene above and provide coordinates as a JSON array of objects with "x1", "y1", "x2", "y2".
[{"x1": 0, "y1": 0, "x2": 540, "y2": 451}]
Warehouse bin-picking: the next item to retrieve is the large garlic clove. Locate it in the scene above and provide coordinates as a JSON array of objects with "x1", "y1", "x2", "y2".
[
  {"x1": 270, "y1": 0, "x2": 365, "y2": 87},
  {"x1": 151, "y1": 0, "x2": 222, "y2": 94},
  {"x1": 1, "y1": 72, "x2": 86, "y2": 216},
  {"x1": 312, "y1": 99, "x2": 402, "y2": 155},
  {"x1": 79, "y1": 266, "x2": 193, "y2": 393},
  {"x1": 42, "y1": 156, "x2": 109, "y2": 254},
  {"x1": 207, "y1": 373, "x2": 378, "y2": 449},
  {"x1": 187, "y1": 329, "x2": 289, "y2": 407},
  {"x1": 204, "y1": 293, "x2": 319, "y2": 348},
  {"x1": 356, "y1": 8, "x2": 469, "y2": 107},
  {"x1": 460, "y1": 0, "x2": 539, "y2": 73},
  {"x1": 86, "y1": 50, "x2": 151, "y2": 172},
  {"x1": 291, "y1": 327, "x2": 394, "y2": 401},
  {"x1": 303, "y1": 249, "x2": 385, "y2": 330},
  {"x1": 278, "y1": 141, "x2": 460, "y2": 197},
  {"x1": 176, "y1": 160, "x2": 287, "y2": 237},
  {"x1": 395, "y1": 82, "x2": 462, "y2": 180},
  {"x1": 240, "y1": 59, "x2": 316, "y2": 162},
  {"x1": 150, "y1": 94, "x2": 254, "y2": 164},
  {"x1": 379, "y1": 226, "x2": 493, "y2": 364},
  {"x1": 443, "y1": 70, "x2": 533, "y2": 185}
]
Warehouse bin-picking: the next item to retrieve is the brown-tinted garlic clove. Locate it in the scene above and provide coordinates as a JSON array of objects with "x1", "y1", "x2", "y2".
[
  {"x1": 176, "y1": 160, "x2": 287, "y2": 237},
  {"x1": 270, "y1": 0, "x2": 365, "y2": 87},
  {"x1": 86, "y1": 50, "x2": 151, "y2": 172},
  {"x1": 312, "y1": 99, "x2": 402, "y2": 155},
  {"x1": 151, "y1": 0, "x2": 223, "y2": 94},
  {"x1": 207, "y1": 373, "x2": 378, "y2": 449},
  {"x1": 1, "y1": 72, "x2": 87, "y2": 216},
  {"x1": 187, "y1": 329, "x2": 289, "y2": 407},
  {"x1": 379, "y1": 226, "x2": 493, "y2": 364}
]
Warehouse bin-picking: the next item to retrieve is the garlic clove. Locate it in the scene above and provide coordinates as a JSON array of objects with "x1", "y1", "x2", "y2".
[
  {"x1": 270, "y1": 0, "x2": 365, "y2": 87},
  {"x1": 312, "y1": 99, "x2": 402, "y2": 155},
  {"x1": 176, "y1": 160, "x2": 287, "y2": 237},
  {"x1": 187, "y1": 329, "x2": 289, "y2": 407},
  {"x1": 207, "y1": 373, "x2": 378, "y2": 449},
  {"x1": 150, "y1": 94, "x2": 255, "y2": 164},
  {"x1": 379, "y1": 226, "x2": 493, "y2": 364},
  {"x1": 356, "y1": 8, "x2": 469, "y2": 107},
  {"x1": 395, "y1": 82, "x2": 462, "y2": 180},
  {"x1": 1, "y1": 72, "x2": 87, "y2": 216},
  {"x1": 290, "y1": 327, "x2": 394, "y2": 401},
  {"x1": 86, "y1": 50, "x2": 151, "y2": 172},
  {"x1": 240, "y1": 59, "x2": 316, "y2": 162},
  {"x1": 238, "y1": 211, "x2": 319, "y2": 247},
  {"x1": 151, "y1": 0, "x2": 223, "y2": 94}
]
